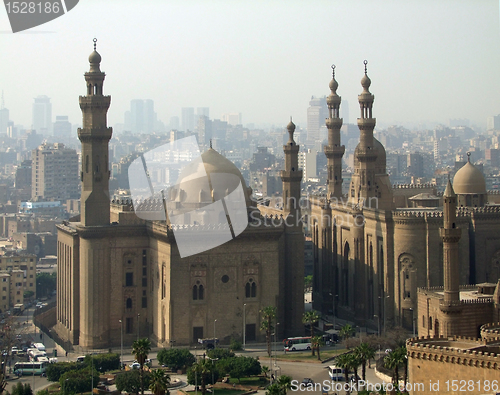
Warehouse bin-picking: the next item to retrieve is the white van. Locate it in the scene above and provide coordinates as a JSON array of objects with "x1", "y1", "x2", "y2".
[
  {"x1": 76, "y1": 356, "x2": 85, "y2": 362},
  {"x1": 33, "y1": 343, "x2": 46, "y2": 352}
]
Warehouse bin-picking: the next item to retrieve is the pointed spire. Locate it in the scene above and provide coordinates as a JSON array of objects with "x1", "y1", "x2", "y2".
[
  {"x1": 209, "y1": 139, "x2": 212, "y2": 149},
  {"x1": 443, "y1": 177, "x2": 456, "y2": 198},
  {"x1": 287, "y1": 116, "x2": 296, "y2": 143},
  {"x1": 361, "y1": 60, "x2": 371, "y2": 92},
  {"x1": 467, "y1": 152, "x2": 471, "y2": 162},
  {"x1": 89, "y1": 38, "x2": 102, "y2": 72}
]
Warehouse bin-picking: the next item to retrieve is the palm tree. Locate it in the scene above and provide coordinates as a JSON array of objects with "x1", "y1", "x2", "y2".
[
  {"x1": 276, "y1": 375, "x2": 292, "y2": 394},
  {"x1": 302, "y1": 311, "x2": 320, "y2": 355},
  {"x1": 334, "y1": 353, "x2": 352, "y2": 383},
  {"x1": 384, "y1": 347, "x2": 406, "y2": 387},
  {"x1": 399, "y1": 346, "x2": 408, "y2": 391},
  {"x1": 149, "y1": 369, "x2": 171, "y2": 395},
  {"x1": 192, "y1": 359, "x2": 213, "y2": 395},
  {"x1": 354, "y1": 342, "x2": 375, "y2": 381},
  {"x1": 311, "y1": 336, "x2": 324, "y2": 360},
  {"x1": 260, "y1": 306, "x2": 277, "y2": 357},
  {"x1": 261, "y1": 365, "x2": 269, "y2": 378},
  {"x1": 339, "y1": 324, "x2": 355, "y2": 342},
  {"x1": 132, "y1": 338, "x2": 152, "y2": 395}
]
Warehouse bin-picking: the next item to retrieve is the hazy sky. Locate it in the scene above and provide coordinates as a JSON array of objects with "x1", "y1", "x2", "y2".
[{"x1": 1, "y1": 0, "x2": 499, "y2": 130}]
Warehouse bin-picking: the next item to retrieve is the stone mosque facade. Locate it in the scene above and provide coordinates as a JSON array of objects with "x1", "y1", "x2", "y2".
[
  {"x1": 54, "y1": 45, "x2": 304, "y2": 349},
  {"x1": 311, "y1": 64, "x2": 500, "y2": 334}
]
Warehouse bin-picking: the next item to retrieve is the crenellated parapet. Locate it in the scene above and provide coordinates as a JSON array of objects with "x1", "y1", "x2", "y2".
[
  {"x1": 481, "y1": 322, "x2": 500, "y2": 341},
  {"x1": 393, "y1": 183, "x2": 436, "y2": 189},
  {"x1": 407, "y1": 335, "x2": 500, "y2": 370}
]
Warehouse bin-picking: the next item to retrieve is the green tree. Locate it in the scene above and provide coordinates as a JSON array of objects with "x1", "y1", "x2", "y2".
[
  {"x1": 335, "y1": 353, "x2": 353, "y2": 383},
  {"x1": 265, "y1": 375, "x2": 292, "y2": 395},
  {"x1": 132, "y1": 338, "x2": 152, "y2": 395},
  {"x1": 36, "y1": 272, "x2": 57, "y2": 298},
  {"x1": 304, "y1": 275, "x2": 313, "y2": 289},
  {"x1": 84, "y1": 353, "x2": 120, "y2": 372},
  {"x1": 23, "y1": 290, "x2": 35, "y2": 299},
  {"x1": 116, "y1": 370, "x2": 150, "y2": 395},
  {"x1": 311, "y1": 335, "x2": 324, "y2": 360},
  {"x1": 187, "y1": 359, "x2": 217, "y2": 395},
  {"x1": 157, "y1": 348, "x2": 195, "y2": 371},
  {"x1": 261, "y1": 365, "x2": 269, "y2": 378},
  {"x1": 302, "y1": 310, "x2": 320, "y2": 355},
  {"x1": 260, "y1": 306, "x2": 277, "y2": 357},
  {"x1": 149, "y1": 369, "x2": 171, "y2": 395},
  {"x1": 230, "y1": 338, "x2": 243, "y2": 351},
  {"x1": 354, "y1": 343, "x2": 376, "y2": 381},
  {"x1": 339, "y1": 324, "x2": 355, "y2": 342},
  {"x1": 384, "y1": 347, "x2": 406, "y2": 387},
  {"x1": 11, "y1": 383, "x2": 32, "y2": 395},
  {"x1": 46, "y1": 362, "x2": 84, "y2": 382},
  {"x1": 36, "y1": 390, "x2": 50, "y2": 395},
  {"x1": 59, "y1": 367, "x2": 98, "y2": 395}
]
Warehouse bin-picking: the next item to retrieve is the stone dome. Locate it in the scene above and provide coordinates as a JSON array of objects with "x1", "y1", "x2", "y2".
[
  {"x1": 353, "y1": 138, "x2": 385, "y2": 173},
  {"x1": 89, "y1": 50, "x2": 101, "y2": 64},
  {"x1": 172, "y1": 148, "x2": 251, "y2": 207},
  {"x1": 453, "y1": 161, "x2": 487, "y2": 195}
]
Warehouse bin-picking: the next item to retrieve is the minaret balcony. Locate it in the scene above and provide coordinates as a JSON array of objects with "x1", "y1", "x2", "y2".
[
  {"x1": 439, "y1": 227, "x2": 461, "y2": 242},
  {"x1": 324, "y1": 145, "x2": 345, "y2": 157},
  {"x1": 326, "y1": 118, "x2": 343, "y2": 129},
  {"x1": 357, "y1": 118, "x2": 376, "y2": 129}
]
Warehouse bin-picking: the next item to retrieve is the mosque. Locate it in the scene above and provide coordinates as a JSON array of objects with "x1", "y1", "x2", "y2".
[
  {"x1": 311, "y1": 62, "x2": 500, "y2": 334},
  {"x1": 54, "y1": 44, "x2": 304, "y2": 349}
]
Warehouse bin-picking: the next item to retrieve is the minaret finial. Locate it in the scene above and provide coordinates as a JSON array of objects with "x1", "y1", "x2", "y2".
[
  {"x1": 331, "y1": 64, "x2": 335, "y2": 78},
  {"x1": 210, "y1": 139, "x2": 212, "y2": 149},
  {"x1": 363, "y1": 59, "x2": 368, "y2": 75},
  {"x1": 93, "y1": 38, "x2": 97, "y2": 51},
  {"x1": 467, "y1": 152, "x2": 471, "y2": 162}
]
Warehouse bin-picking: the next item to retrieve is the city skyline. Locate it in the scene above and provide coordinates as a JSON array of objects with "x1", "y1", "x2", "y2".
[{"x1": 1, "y1": 1, "x2": 499, "y2": 130}]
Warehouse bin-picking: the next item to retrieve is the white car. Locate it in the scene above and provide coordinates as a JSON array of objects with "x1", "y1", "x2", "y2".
[{"x1": 129, "y1": 362, "x2": 140, "y2": 370}]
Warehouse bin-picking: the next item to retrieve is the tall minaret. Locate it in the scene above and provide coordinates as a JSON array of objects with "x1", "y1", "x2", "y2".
[
  {"x1": 440, "y1": 179, "x2": 461, "y2": 303},
  {"x1": 78, "y1": 38, "x2": 112, "y2": 226},
  {"x1": 281, "y1": 119, "x2": 305, "y2": 337},
  {"x1": 352, "y1": 60, "x2": 378, "y2": 205},
  {"x1": 324, "y1": 65, "x2": 345, "y2": 199}
]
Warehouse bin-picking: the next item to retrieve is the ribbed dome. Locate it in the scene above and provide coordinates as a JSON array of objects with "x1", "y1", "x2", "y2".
[
  {"x1": 173, "y1": 148, "x2": 250, "y2": 206},
  {"x1": 453, "y1": 161, "x2": 486, "y2": 195},
  {"x1": 354, "y1": 138, "x2": 385, "y2": 173}
]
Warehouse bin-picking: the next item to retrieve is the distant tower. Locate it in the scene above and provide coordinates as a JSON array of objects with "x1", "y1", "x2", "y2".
[
  {"x1": 350, "y1": 60, "x2": 378, "y2": 206},
  {"x1": 281, "y1": 119, "x2": 305, "y2": 336},
  {"x1": 324, "y1": 65, "x2": 345, "y2": 199},
  {"x1": 78, "y1": 39, "x2": 112, "y2": 226},
  {"x1": 440, "y1": 179, "x2": 461, "y2": 304}
]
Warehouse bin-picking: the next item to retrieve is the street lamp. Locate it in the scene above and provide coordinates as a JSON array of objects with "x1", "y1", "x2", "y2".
[
  {"x1": 373, "y1": 314, "x2": 380, "y2": 337},
  {"x1": 208, "y1": 357, "x2": 218, "y2": 395},
  {"x1": 329, "y1": 293, "x2": 338, "y2": 330},
  {"x1": 213, "y1": 319, "x2": 217, "y2": 348},
  {"x1": 137, "y1": 313, "x2": 140, "y2": 341},
  {"x1": 243, "y1": 304, "x2": 246, "y2": 350},
  {"x1": 119, "y1": 319, "x2": 123, "y2": 370}
]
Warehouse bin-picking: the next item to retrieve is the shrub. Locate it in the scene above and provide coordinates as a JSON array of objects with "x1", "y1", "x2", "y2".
[
  {"x1": 59, "y1": 367, "x2": 98, "y2": 395},
  {"x1": 230, "y1": 339, "x2": 243, "y2": 351},
  {"x1": 156, "y1": 348, "x2": 195, "y2": 371},
  {"x1": 206, "y1": 348, "x2": 235, "y2": 360},
  {"x1": 46, "y1": 362, "x2": 84, "y2": 382},
  {"x1": 115, "y1": 369, "x2": 150, "y2": 394},
  {"x1": 84, "y1": 353, "x2": 120, "y2": 372}
]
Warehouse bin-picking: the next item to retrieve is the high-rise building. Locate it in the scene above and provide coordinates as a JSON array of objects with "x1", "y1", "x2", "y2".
[
  {"x1": 0, "y1": 109, "x2": 9, "y2": 135},
  {"x1": 221, "y1": 113, "x2": 242, "y2": 126},
  {"x1": 181, "y1": 107, "x2": 195, "y2": 132},
  {"x1": 487, "y1": 115, "x2": 500, "y2": 131},
  {"x1": 298, "y1": 149, "x2": 318, "y2": 181},
  {"x1": 197, "y1": 107, "x2": 209, "y2": 118},
  {"x1": 32, "y1": 95, "x2": 52, "y2": 135},
  {"x1": 197, "y1": 115, "x2": 212, "y2": 145},
  {"x1": 306, "y1": 96, "x2": 328, "y2": 142},
  {"x1": 53, "y1": 116, "x2": 72, "y2": 142},
  {"x1": 126, "y1": 99, "x2": 156, "y2": 133},
  {"x1": 31, "y1": 143, "x2": 79, "y2": 201}
]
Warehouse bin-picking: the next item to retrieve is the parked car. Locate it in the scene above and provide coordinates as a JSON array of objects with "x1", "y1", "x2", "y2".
[{"x1": 129, "y1": 362, "x2": 140, "y2": 370}]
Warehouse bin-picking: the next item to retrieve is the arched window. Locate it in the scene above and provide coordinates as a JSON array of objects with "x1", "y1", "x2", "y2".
[
  {"x1": 246, "y1": 278, "x2": 257, "y2": 298},
  {"x1": 126, "y1": 298, "x2": 132, "y2": 309},
  {"x1": 192, "y1": 281, "x2": 204, "y2": 301}
]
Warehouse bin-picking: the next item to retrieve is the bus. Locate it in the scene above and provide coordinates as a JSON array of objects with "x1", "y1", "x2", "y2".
[
  {"x1": 283, "y1": 336, "x2": 312, "y2": 351},
  {"x1": 328, "y1": 365, "x2": 345, "y2": 381},
  {"x1": 13, "y1": 362, "x2": 47, "y2": 376}
]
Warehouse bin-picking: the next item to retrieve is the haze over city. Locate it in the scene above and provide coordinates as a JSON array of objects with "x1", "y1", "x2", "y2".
[{"x1": 1, "y1": 0, "x2": 499, "y2": 129}]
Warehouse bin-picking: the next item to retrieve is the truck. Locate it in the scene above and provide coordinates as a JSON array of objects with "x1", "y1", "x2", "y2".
[{"x1": 198, "y1": 338, "x2": 219, "y2": 350}]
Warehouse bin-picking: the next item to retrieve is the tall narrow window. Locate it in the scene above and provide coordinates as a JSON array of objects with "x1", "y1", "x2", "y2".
[
  {"x1": 245, "y1": 279, "x2": 257, "y2": 298},
  {"x1": 126, "y1": 298, "x2": 132, "y2": 309}
]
